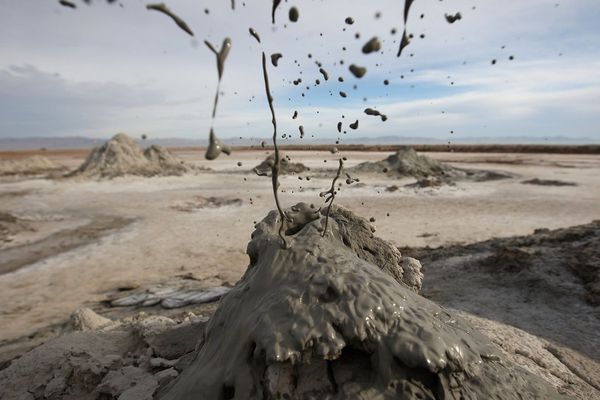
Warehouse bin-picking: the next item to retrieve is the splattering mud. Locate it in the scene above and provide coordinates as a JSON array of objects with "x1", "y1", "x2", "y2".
[{"x1": 146, "y1": 3, "x2": 194, "y2": 37}]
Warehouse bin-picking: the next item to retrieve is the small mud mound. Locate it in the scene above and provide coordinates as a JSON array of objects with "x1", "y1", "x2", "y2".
[
  {"x1": 170, "y1": 196, "x2": 242, "y2": 212},
  {"x1": 0, "y1": 156, "x2": 66, "y2": 177},
  {"x1": 253, "y1": 153, "x2": 309, "y2": 176},
  {"x1": 162, "y1": 203, "x2": 565, "y2": 400},
  {"x1": 70, "y1": 133, "x2": 203, "y2": 178},
  {"x1": 351, "y1": 146, "x2": 512, "y2": 183},
  {"x1": 522, "y1": 178, "x2": 577, "y2": 187}
]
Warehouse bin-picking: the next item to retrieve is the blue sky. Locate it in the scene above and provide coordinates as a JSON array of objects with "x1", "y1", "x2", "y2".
[{"x1": 0, "y1": 0, "x2": 599, "y2": 142}]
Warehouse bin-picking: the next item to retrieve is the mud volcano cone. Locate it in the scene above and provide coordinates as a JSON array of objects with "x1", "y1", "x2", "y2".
[
  {"x1": 352, "y1": 146, "x2": 452, "y2": 178},
  {"x1": 162, "y1": 204, "x2": 565, "y2": 399},
  {"x1": 253, "y1": 153, "x2": 309, "y2": 176},
  {"x1": 71, "y1": 133, "x2": 197, "y2": 178}
]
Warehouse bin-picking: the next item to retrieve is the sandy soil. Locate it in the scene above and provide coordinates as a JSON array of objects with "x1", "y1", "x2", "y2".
[{"x1": 0, "y1": 150, "x2": 599, "y2": 359}]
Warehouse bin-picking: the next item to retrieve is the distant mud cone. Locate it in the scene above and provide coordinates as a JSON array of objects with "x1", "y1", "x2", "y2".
[
  {"x1": 69, "y1": 133, "x2": 203, "y2": 178},
  {"x1": 351, "y1": 146, "x2": 512, "y2": 183},
  {"x1": 253, "y1": 153, "x2": 309, "y2": 176}
]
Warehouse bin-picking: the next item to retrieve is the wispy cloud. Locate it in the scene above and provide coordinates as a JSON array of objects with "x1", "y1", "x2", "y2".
[{"x1": 0, "y1": 0, "x2": 598, "y2": 141}]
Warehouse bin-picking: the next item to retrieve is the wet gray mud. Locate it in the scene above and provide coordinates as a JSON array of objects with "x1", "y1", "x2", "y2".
[
  {"x1": 146, "y1": 3, "x2": 194, "y2": 37},
  {"x1": 400, "y1": 219, "x2": 600, "y2": 363},
  {"x1": 161, "y1": 204, "x2": 566, "y2": 400},
  {"x1": 205, "y1": 38, "x2": 233, "y2": 160},
  {"x1": 351, "y1": 146, "x2": 513, "y2": 184}
]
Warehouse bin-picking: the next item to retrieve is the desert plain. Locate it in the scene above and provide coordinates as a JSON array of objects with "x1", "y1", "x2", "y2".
[{"x1": 0, "y1": 145, "x2": 599, "y2": 398}]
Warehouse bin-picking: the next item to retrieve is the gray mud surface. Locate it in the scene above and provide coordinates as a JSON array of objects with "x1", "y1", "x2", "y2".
[
  {"x1": 400, "y1": 220, "x2": 600, "y2": 361},
  {"x1": 162, "y1": 204, "x2": 566, "y2": 400}
]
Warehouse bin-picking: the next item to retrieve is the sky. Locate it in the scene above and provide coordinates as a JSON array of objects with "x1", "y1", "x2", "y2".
[{"x1": 0, "y1": 0, "x2": 599, "y2": 143}]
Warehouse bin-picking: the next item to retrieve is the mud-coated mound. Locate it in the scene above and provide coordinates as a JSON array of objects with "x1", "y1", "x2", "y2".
[
  {"x1": 253, "y1": 153, "x2": 309, "y2": 176},
  {"x1": 162, "y1": 203, "x2": 565, "y2": 400},
  {"x1": 351, "y1": 146, "x2": 512, "y2": 183},
  {"x1": 70, "y1": 133, "x2": 203, "y2": 178},
  {"x1": 0, "y1": 156, "x2": 66, "y2": 177}
]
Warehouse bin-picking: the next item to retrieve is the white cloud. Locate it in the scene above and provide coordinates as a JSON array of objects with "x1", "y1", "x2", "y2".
[{"x1": 0, "y1": 0, "x2": 599, "y2": 141}]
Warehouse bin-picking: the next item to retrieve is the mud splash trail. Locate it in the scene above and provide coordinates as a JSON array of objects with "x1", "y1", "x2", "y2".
[
  {"x1": 0, "y1": 216, "x2": 134, "y2": 275},
  {"x1": 261, "y1": 51, "x2": 288, "y2": 248},
  {"x1": 398, "y1": 0, "x2": 415, "y2": 56},
  {"x1": 204, "y1": 39, "x2": 233, "y2": 160}
]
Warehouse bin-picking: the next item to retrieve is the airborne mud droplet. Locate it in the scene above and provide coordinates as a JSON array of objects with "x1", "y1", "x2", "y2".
[
  {"x1": 271, "y1": 0, "x2": 281, "y2": 24},
  {"x1": 349, "y1": 120, "x2": 359, "y2": 130},
  {"x1": 288, "y1": 7, "x2": 299, "y2": 23},
  {"x1": 205, "y1": 129, "x2": 232, "y2": 160},
  {"x1": 249, "y1": 27, "x2": 261, "y2": 43},
  {"x1": 349, "y1": 64, "x2": 367, "y2": 78},
  {"x1": 299, "y1": 125, "x2": 305, "y2": 139},
  {"x1": 270, "y1": 53, "x2": 282, "y2": 66},
  {"x1": 337, "y1": 122, "x2": 342, "y2": 133},
  {"x1": 365, "y1": 108, "x2": 388, "y2": 122},
  {"x1": 345, "y1": 17, "x2": 355, "y2": 25},
  {"x1": 445, "y1": 12, "x2": 462, "y2": 23},
  {"x1": 362, "y1": 37, "x2": 381, "y2": 54},
  {"x1": 397, "y1": 0, "x2": 414, "y2": 57},
  {"x1": 58, "y1": 0, "x2": 76, "y2": 9},
  {"x1": 319, "y1": 68, "x2": 329, "y2": 81},
  {"x1": 146, "y1": 3, "x2": 194, "y2": 37},
  {"x1": 292, "y1": 110, "x2": 298, "y2": 119},
  {"x1": 339, "y1": 91, "x2": 347, "y2": 98}
]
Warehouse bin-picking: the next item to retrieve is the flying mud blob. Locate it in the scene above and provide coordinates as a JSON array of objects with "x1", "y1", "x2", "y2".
[
  {"x1": 58, "y1": 0, "x2": 76, "y2": 9},
  {"x1": 349, "y1": 64, "x2": 367, "y2": 78},
  {"x1": 397, "y1": 0, "x2": 414, "y2": 57},
  {"x1": 299, "y1": 125, "x2": 305, "y2": 139},
  {"x1": 365, "y1": 107, "x2": 388, "y2": 121},
  {"x1": 362, "y1": 37, "x2": 381, "y2": 54},
  {"x1": 445, "y1": 12, "x2": 462, "y2": 23},
  {"x1": 345, "y1": 16, "x2": 355, "y2": 25},
  {"x1": 349, "y1": 120, "x2": 359, "y2": 129},
  {"x1": 337, "y1": 122, "x2": 342, "y2": 133},
  {"x1": 270, "y1": 53, "x2": 282, "y2": 66},
  {"x1": 288, "y1": 6, "x2": 299, "y2": 22},
  {"x1": 339, "y1": 91, "x2": 347, "y2": 98},
  {"x1": 319, "y1": 67, "x2": 329, "y2": 80},
  {"x1": 292, "y1": 110, "x2": 298, "y2": 119},
  {"x1": 249, "y1": 27, "x2": 261, "y2": 43},
  {"x1": 205, "y1": 129, "x2": 232, "y2": 160},
  {"x1": 271, "y1": 0, "x2": 282, "y2": 23},
  {"x1": 146, "y1": 3, "x2": 194, "y2": 37}
]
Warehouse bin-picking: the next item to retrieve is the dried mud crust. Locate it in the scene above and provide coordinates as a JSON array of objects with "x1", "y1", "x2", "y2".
[
  {"x1": 161, "y1": 203, "x2": 565, "y2": 400},
  {"x1": 0, "y1": 215, "x2": 134, "y2": 275}
]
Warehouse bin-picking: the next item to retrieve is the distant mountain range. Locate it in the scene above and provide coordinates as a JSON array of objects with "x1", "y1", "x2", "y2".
[{"x1": 0, "y1": 135, "x2": 598, "y2": 151}]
